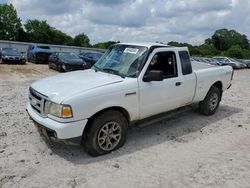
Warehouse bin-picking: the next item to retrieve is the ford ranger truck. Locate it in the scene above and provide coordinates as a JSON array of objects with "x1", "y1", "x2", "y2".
[{"x1": 27, "y1": 42, "x2": 233, "y2": 156}]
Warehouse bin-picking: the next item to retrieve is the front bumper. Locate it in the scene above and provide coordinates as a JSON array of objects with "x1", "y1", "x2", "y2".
[
  {"x1": 27, "y1": 103, "x2": 88, "y2": 139},
  {"x1": 64, "y1": 64, "x2": 87, "y2": 71},
  {"x1": 2, "y1": 59, "x2": 26, "y2": 64}
]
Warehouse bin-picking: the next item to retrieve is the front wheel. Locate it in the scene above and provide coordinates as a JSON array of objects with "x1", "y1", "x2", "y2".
[
  {"x1": 83, "y1": 110, "x2": 128, "y2": 156},
  {"x1": 198, "y1": 86, "x2": 221, "y2": 115},
  {"x1": 57, "y1": 64, "x2": 65, "y2": 72}
]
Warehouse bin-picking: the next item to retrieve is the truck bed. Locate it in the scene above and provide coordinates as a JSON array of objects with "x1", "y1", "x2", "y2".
[
  {"x1": 192, "y1": 62, "x2": 216, "y2": 71},
  {"x1": 191, "y1": 62, "x2": 232, "y2": 103}
]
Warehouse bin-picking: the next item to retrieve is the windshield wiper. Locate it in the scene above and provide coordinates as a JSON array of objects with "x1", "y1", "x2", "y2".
[
  {"x1": 102, "y1": 68, "x2": 125, "y2": 78},
  {"x1": 92, "y1": 64, "x2": 100, "y2": 72}
]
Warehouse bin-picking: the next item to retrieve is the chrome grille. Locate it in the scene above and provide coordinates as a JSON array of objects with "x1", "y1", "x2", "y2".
[
  {"x1": 29, "y1": 87, "x2": 47, "y2": 116},
  {"x1": 8, "y1": 56, "x2": 20, "y2": 60}
]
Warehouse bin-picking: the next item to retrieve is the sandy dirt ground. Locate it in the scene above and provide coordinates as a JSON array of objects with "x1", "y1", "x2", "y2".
[{"x1": 0, "y1": 63, "x2": 250, "y2": 188}]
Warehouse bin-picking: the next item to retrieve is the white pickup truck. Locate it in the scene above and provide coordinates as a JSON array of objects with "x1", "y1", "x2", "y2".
[{"x1": 27, "y1": 42, "x2": 233, "y2": 156}]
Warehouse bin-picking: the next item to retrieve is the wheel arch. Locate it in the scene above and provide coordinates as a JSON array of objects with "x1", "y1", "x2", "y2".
[
  {"x1": 82, "y1": 106, "x2": 130, "y2": 136},
  {"x1": 204, "y1": 81, "x2": 223, "y2": 101},
  {"x1": 212, "y1": 81, "x2": 223, "y2": 92}
]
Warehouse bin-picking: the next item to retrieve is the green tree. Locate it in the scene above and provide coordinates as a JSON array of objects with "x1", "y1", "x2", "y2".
[
  {"x1": 93, "y1": 41, "x2": 119, "y2": 49},
  {"x1": 0, "y1": 3, "x2": 22, "y2": 40},
  {"x1": 211, "y1": 29, "x2": 249, "y2": 51},
  {"x1": 50, "y1": 28, "x2": 73, "y2": 45},
  {"x1": 73, "y1": 33, "x2": 90, "y2": 47},
  {"x1": 24, "y1": 19, "x2": 52, "y2": 43},
  {"x1": 225, "y1": 45, "x2": 244, "y2": 59},
  {"x1": 198, "y1": 44, "x2": 220, "y2": 57},
  {"x1": 24, "y1": 19, "x2": 73, "y2": 45},
  {"x1": 242, "y1": 49, "x2": 250, "y2": 59}
]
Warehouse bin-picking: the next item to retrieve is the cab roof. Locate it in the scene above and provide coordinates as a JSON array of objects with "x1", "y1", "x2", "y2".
[
  {"x1": 119, "y1": 42, "x2": 169, "y2": 48},
  {"x1": 118, "y1": 42, "x2": 189, "y2": 51}
]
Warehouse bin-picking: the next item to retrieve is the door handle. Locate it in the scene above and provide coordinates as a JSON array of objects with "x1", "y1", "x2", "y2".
[{"x1": 175, "y1": 82, "x2": 182, "y2": 86}]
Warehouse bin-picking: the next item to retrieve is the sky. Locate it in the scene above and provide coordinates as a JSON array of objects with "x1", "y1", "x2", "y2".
[{"x1": 1, "y1": 0, "x2": 250, "y2": 45}]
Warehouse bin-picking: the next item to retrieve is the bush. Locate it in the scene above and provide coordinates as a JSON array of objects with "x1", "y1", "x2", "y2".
[{"x1": 225, "y1": 45, "x2": 244, "y2": 59}]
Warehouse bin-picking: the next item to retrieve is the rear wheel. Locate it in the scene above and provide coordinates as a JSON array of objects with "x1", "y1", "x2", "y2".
[
  {"x1": 199, "y1": 86, "x2": 221, "y2": 115},
  {"x1": 83, "y1": 110, "x2": 128, "y2": 156}
]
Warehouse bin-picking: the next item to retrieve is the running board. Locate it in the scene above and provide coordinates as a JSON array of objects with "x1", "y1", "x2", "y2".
[{"x1": 132, "y1": 106, "x2": 193, "y2": 128}]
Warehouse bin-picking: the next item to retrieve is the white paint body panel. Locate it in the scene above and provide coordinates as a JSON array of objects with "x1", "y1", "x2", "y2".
[{"x1": 27, "y1": 43, "x2": 233, "y2": 139}]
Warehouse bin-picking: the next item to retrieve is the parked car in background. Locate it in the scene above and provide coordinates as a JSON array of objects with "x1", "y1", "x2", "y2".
[
  {"x1": 192, "y1": 57, "x2": 218, "y2": 66},
  {"x1": 0, "y1": 48, "x2": 26, "y2": 64},
  {"x1": 237, "y1": 59, "x2": 250, "y2": 68},
  {"x1": 213, "y1": 56, "x2": 246, "y2": 69},
  {"x1": 48, "y1": 52, "x2": 87, "y2": 72},
  {"x1": 27, "y1": 45, "x2": 52, "y2": 64},
  {"x1": 79, "y1": 51, "x2": 104, "y2": 68}
]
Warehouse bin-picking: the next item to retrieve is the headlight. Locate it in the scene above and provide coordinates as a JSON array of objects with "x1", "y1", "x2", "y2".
[
  {"x1": 62, "y1": 64, "x2": 66, "y2": 70},
  {"x1": 45, "y1": 101, "x2": 73, "y2": 118}
]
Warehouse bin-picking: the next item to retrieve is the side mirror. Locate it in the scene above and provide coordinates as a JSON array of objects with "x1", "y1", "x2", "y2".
[{"x1": 143, "y1": 70, "x2": 164, "y2": 82}]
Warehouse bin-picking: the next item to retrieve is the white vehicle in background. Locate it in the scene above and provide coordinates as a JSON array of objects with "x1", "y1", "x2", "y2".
[
  {"x1": 27, "y1": 42, "x2": 233, "y2": 156},
  {"x1": 213, "y1": 56, "x2": 246, "y2": 69}
]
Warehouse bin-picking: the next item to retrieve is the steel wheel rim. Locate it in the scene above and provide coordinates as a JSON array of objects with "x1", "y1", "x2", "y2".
[
  {"x1": 97, "y1": 121, "x2": 122, "y2": 151},
  {"x1": 209, "y1": 93, "x2": 219, "y2": 111}
]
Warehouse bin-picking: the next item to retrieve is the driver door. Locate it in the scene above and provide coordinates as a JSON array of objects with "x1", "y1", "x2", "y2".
[{"x1": 138, "y1": 49, "x2": 184, "y2": 119}]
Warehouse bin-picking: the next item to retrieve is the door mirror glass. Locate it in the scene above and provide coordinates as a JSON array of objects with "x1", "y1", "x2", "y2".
[{"x1": 143, "y1": 70, "x2": 164, "y2": 82}]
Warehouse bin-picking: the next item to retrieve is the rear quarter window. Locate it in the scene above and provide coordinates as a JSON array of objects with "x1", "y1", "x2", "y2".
[{"x1": 179, "y1": 51, "x2": 192, "y2": 75}]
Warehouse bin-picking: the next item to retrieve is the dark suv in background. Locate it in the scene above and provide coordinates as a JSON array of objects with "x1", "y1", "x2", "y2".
[
  {"x1": 79, "y1": 51, "x2": 104, "y2": 68},
  {"x1": 27, "y1": 45, "x2": 53, "y2": 64},
  {"x1": 0, "y1": 48, "x2": 26, "y2": 64}
]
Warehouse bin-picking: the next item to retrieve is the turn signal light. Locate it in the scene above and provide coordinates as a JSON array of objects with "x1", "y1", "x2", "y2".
[{"x1": 62, "y1": 106, "x2": 73, "y2": 118}]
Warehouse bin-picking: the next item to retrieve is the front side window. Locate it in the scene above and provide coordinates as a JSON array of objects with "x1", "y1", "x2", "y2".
[
  {"x1": 146, "y1": 51, "x2": 177, "y2": 79},
  {"x1": 93, "y1": 44, "x2": 148, "y2": 78}
]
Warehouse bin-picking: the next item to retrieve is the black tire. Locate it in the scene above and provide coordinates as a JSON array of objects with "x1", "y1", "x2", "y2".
[
  {"x1": 57, "y1": 64, "x2": 64, "y2": 72},
  {"x1": 83, "y1": 110, "x2": 128, "y2": 156},
  {"x1": 198, "y1": 86, "x2": 221, "y2": 115}
]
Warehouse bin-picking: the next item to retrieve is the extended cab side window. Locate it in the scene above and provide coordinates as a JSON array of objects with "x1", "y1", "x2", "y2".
[
  {"x1": 147, "y1": 51, "x2": 177, "y2": 79},
  {"x1": 179, "y1": 51, "x2": 192, "y2": 75}
]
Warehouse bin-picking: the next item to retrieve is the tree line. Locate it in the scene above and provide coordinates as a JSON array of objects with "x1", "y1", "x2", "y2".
[
  {"x1": 168, "y1": 29, "x2": 250, "y2": 59},
  {"x1": 1, "y1": 3, "x2": 250, "y2": 58}
]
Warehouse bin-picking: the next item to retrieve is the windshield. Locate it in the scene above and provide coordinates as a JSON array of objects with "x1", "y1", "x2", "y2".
[
  {"x1": 59, "y1": 52, "x2": 79, "y2": 60},
  {"x1": 2, "y1": 48, "x2": 20, "y2": 55},
  {"x1": 229, "y1": 58, "x2": 238, "y2": 62},
  {"x1": 213, "y1": 57, "x2": 228, "y2": 62},
  {"x1": 92, "y1": 44, "x2": 148, "y2": 78}
]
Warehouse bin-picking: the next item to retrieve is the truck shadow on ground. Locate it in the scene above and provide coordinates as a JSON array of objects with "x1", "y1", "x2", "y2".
[{"x1": 47, "y1": 104, "x2": 242, "y2": 164}]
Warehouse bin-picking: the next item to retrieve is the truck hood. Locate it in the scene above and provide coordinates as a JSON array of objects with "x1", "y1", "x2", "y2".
[{"x1": 31, "y1": 69, "x2": 124, "y2": 103}]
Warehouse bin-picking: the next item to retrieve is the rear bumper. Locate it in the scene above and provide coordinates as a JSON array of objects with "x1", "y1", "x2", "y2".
[{"x1": 26, "y1": 103, "x2": 88, "y2": 139}]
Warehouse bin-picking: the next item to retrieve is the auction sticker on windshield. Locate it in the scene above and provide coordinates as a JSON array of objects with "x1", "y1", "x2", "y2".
[{"x1": 124, "y1": 48, "x2": 139, "y2": 54}]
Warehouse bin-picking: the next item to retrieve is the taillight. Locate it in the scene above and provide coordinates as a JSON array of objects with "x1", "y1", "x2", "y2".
[{"x1": 231, "y1": 70, "x2": 234, "y2": 80}]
